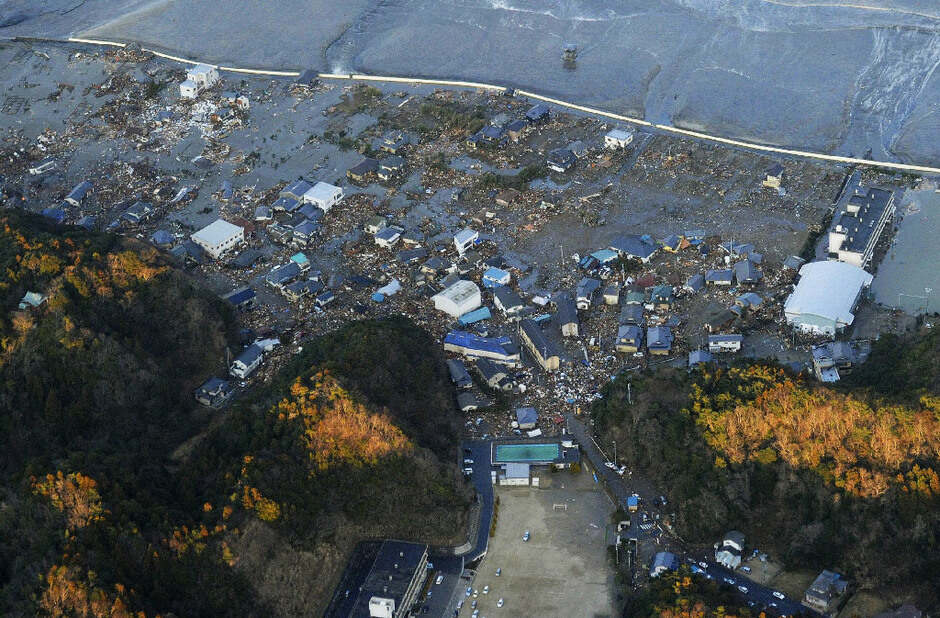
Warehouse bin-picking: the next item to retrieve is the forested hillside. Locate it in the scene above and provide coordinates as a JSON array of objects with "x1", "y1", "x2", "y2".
[
  {"x1": 593, "y1": 335, "x2": 940, "y2": 609},
  {"x1": 0, "y1": 211, "x2": 254, "y2": 616},
  {"x1": 0, "y1": 213, "x2": 469, "y2": 617},
  {"x1": 185, "y1": 318, "x2": 471, "y2": 616}
]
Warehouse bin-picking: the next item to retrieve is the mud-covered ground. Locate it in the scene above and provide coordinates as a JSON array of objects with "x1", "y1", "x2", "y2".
[{"x1": 1, "y1": 0, "x2": 939, "y2": 166}]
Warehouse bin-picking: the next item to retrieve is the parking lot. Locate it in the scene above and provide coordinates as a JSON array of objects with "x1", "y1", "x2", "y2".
[{"x1": 460, "y1": 469, "x2": 614, "y2": 617}]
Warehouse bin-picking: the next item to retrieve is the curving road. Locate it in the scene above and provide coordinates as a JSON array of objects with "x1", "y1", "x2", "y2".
[{"x1": 565, "y1": 413, "x2": 819, "y2": 618}]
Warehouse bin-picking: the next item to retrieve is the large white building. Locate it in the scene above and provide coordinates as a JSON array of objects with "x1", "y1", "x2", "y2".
[
  {"x1": 432, "y1": 280, "x2": 481, "y2": 317},
  {"x1": 180, "y1": 64, "x2": 220, "y2": 99},
  {"x1": 784, "y1": 261, "x2": 873, "y2": 336},
  {"x1": 191, "y1": 218, "x2": 244, "y2": 259},
  {"x1": 301, "y1": 181, "x2": 343, "y2": 212}
]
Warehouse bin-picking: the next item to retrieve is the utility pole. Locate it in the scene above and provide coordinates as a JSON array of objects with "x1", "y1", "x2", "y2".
[
  {"x1": 926, "y1": 288, "x2": 933, "y2": 315},
  {"x1": 613, "y1": 440, "x2": 617, "y2": 464}
]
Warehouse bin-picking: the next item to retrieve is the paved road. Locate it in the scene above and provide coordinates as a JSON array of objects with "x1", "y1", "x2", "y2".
[
  {"x1": 565, "y1": 413, "x2": 818, "y2": 618},
  {"x1": 425, "y1": 440, "x2": 495, "y2": 617},
  {"x1": 461, "y1": 439, "x2": 495, "y2": 562},
  {"x1": 684, "y1": 555, "x2": 812, "y2": 617}
]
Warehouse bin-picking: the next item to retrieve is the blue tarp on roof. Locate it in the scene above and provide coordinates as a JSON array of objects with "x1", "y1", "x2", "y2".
[
  {"x1": 482, "y1": 267, "x2": 511, "y2": 288},
  {"x1": 444, "y1": 331, "x2": 514, "y2": 355},
  {"x1": 458, "y1": 306, "x2": 492, "y2": 326}
]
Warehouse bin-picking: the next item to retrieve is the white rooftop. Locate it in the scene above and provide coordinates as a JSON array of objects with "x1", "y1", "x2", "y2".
[
  {"x1": 192, "y1": 218, "x2": 243, "y2": 246},
  {"x1": 434, "y1": 279, "x2": 479, "y2": 304},
  {"x1": 188, "y1": 63, "x2": 216, "y2": 77},
  {"x1": 606, "y1": 128, "x2": 634, "y2": 140},
  {"x1": 454, "y1": 228, "x2": 478, "y2": 244},
  {"x1": 784, "y1": 261, "x2": 873, "y2": 326},
  {"x1": 302, "y1": 181, "x2": 342, "y2": 203}
]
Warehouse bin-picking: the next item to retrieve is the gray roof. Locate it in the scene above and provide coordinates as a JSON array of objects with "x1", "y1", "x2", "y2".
[
  {"x1": 733, "y1": 260, "x2": 762, "y2": 283},
  {"x1": 724, "y1": 530, "x2": 746, "y2": 547},
  {"x1": 840, "y1": 187, "x2": 894, "y2": 253},
  {"x1": 516, "y1": 407, "x2": 538, "y2": 425},
  {"x1": 705, "y1": 269, "x2": 734, "y2": 283},
  {"x1": 447, "y1": 359, "x2": 472, "y2": 388},
  {"x1": 234, "y1": 343, "x2": 263, "y2": 367},
  {"x1": 619, "y1": 303, "x2": 644, "y2": 326},
  {"x1": 684, "y1": 273, "x2": 705, "y2": 291},
  {"x1": 348, "y1": 157, "x2": 379, "y2": 176},
  {"x1": 617, "y1": 324, "x2": 643, "y2": 344},
  {"x1": 281, "y1": 179, "x2": 313, "y2": 199},
  {"x1": 476, "y1": 358, "x2": 507, "y2": 382},
  {"x1": 576, "y1": 277, "x2": 601, "y2": 298},
  {"x1": 494, "y1": 285, "x2": 524, "y2": 311},
  {"x1": 267, "y1": 261, "x2": 301, "y2": 285},
  {"x1": 689, "y1": 350, "x2": 713, "y2": 367},
  {"x1": 555, "y1": 295, "x2": 578, "y2": 325},
  {"x1": 520, "y1": 318, "x2": 558, "y2": 359},
  {"x1": 66, "y1": 180, "x2": 93, "y2": 201},
  {"x1": 504, "y1": 462, "x2": 530, "y2": 478},
  {"x1": 708, "y1": 333, "x2": 744, "y2": 343},
  {"x1": 646, "y1": 326, "x2": 673, "y2": 349},
  {"x1": 609, "y1": 234, "x2": 658, "y2": 260},
  {"x1": 525, "y1": 103, "x2": 549, "y2": 121},
  {"x1": 350, "y1": 541, "x2": 428, "y2": 617},
  {"x1": 456, "y1": 391, "x2": 481, "y2": 411}
]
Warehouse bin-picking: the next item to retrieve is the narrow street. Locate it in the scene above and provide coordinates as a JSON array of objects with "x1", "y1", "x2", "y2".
[{"x1": 564, "y1": 412, "x2": 815, "y2": 618}]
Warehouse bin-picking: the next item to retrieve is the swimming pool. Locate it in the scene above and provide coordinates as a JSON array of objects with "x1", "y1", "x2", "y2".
[{"x1": 493, "y1": 443, "x2": 560, "y2": 463}]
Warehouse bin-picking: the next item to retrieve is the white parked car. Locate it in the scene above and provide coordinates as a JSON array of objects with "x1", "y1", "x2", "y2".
[
  {"x1": 497, "y1": 598, "x2": 504, "y2": 608},
  {"x1": 483, "y1": 585, "x2": 489, "y2": 595},
  {"x1": 495, "y1": 567, "x2": 501, "y2": 577},
  {"x1": 464, "y1": 458, "x2": 474, "y2": 465},
  {"x1": 435, "y1": 574, "x2": 444, "y2": 585},
  {"x1": 737, "y1": 585, "x2": 748, "y2": 594},
  {"x1": 522, "y1": 530, "x2": 530, "y2": 542},
  {"x1": 772, "y1": 591, "x2": 785, "y2": 600},
  {"x1": 457, "y1": 600, "x2": 463, "y2": 609}
]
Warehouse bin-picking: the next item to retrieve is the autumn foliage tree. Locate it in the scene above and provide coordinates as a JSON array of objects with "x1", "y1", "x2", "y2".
[
  {"x1": 593, "y1": 358, "x2": 940, "y2": 606},
  {"x1": 32, "y1": 471, "x2": 104, "y2": 530}
]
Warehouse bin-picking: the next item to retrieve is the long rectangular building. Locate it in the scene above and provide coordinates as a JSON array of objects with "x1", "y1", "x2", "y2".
[
  {"x1": 519, "y1": 319, "x2": 560, "y2": 372},
  {"x1": 828, "y1": 185, "x2": 895, "y2": 268},
  {"x1": 443, "y1": 330, "x2": 520, "y2": 366},
  {"x1": 351, "y1": 541, "x2": 428, "y2": 618}
]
